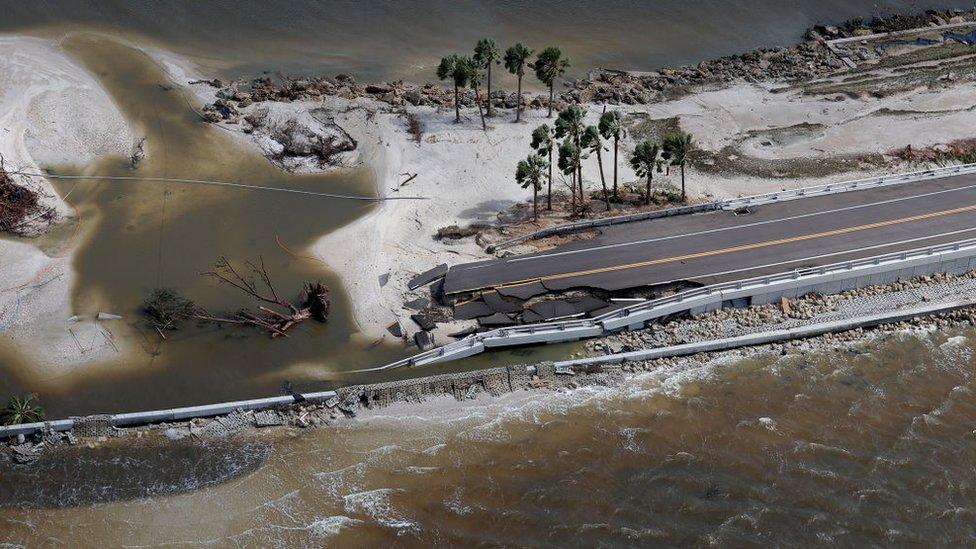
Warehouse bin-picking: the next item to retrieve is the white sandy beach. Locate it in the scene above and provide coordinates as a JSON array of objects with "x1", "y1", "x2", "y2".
[
  {"x1": 6, "y1": 32, "x2": 976, "y2": 378},
  {"x1": 0, "y1": 35, "x2": 135, "y2": 377},
  {"x1": 310, "y1": 77, "x2": 976, "y2": 341}
]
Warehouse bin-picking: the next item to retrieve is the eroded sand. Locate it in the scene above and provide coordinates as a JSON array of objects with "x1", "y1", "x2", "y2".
[{"x1": 0, "y1": 35, "x2": 135, "y2": 375}]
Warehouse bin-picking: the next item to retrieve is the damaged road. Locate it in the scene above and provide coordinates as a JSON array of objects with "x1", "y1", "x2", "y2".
[{"x1": 438, "y1": 172, "x2": 976, "y2": 321}]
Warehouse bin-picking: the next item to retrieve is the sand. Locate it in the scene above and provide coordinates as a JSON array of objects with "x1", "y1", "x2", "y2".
[
  {"x1": 309, "y1": 76, "x2": 976, "y2": 340},
  {"x1": 0, "y1": 35, "x2": 135, "y2": 376},
  {"x1": 7, "y1": 33, "x2": 976, "y2": 375}
]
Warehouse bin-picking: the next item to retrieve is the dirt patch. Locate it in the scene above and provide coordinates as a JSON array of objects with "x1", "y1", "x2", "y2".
[
  {"x1": 893, "y1": 138, "x2": 976, "y2": 165},
  {"x1": 742, "y1": 122, "x2": 826, "y2": 148},
  {"x1": 695, "y1": 145, "x2": 883, "y2": 179},
  {"x1": 803, "y1": 50, "x2": 976, "y2": 97},
  {"x1": 626, "y1": 113, "x2": 681, "y2": 143}
]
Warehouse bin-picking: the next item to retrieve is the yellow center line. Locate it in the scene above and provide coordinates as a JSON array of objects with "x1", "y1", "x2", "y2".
[{"x1": 451, "y1": 202, "x2": 976, "y2": 294}]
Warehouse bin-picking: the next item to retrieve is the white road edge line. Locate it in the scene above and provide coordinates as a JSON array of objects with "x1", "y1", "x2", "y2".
[
  {"x1": 481, "y1": 181, "x2": 976, "y2": 268},
  {"x1": 640, "y1": 226, "x2": 976, "y2": 284}
]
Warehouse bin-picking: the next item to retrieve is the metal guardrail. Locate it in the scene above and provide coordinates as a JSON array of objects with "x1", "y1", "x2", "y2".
[
  {"x1": 375, "y1": 236, "x2": 976, "y2": 370},
  {"x1": 0, "y1": 390, "x2": 341, "y2": 439},
  {"x1": 487, "y1": 163, "x2": 976, "y2": 252}
]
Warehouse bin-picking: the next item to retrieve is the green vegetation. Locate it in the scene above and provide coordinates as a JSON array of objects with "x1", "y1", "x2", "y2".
[
  {"x1": 468, "y1": 59, "x2": 487, "y2": 131},
  {"x1": 557, "y1": 138, "x2": 584, "y2": 212},
  {"x1": 582, "y1": 125, "x2": 610, "y2": 210},
  {"x1": 598, "y1": 110, "x2": 627, "y2": 199},
  {"x1": 662, "y1": 132, "x2": 694, "y2": 201},
  {"x1": 504, "y1": 43, "x2": 533, "y2": 122},
  {"x1": 3, "y1": 393, "x2": 44, "y2": 426},
  {"x1": 554, "y1": 105, "x2": 586, "y2": 207},
  {"x1": 516, "y1": 154, "x2": 548, "y2": 220},
  {"x1": 473, "y1": 38, "x2": 500, "y2": 118},
  {"x1": 436, "y1": 41, "x2": 572, "y2": 125},
  {"x1": 437, "y1": 54, "x2": 476, "y2": 123},
  {"x1": 534, "y1": 47, "x2": 570, "y2": 117},
  {"x1": 530, "y1": 124, "x2": 555, "y2": 209},
  {"x1": 143, "y1": 288, "x2": 197, "y2": 331},
  {"x1": 630, "y1": 140, "x2": 662, "y2": 206}
]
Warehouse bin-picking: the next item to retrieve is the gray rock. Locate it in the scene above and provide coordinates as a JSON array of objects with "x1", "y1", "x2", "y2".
[{"x1": 414, "y1": 330, "x2": 435, "y2": 351}]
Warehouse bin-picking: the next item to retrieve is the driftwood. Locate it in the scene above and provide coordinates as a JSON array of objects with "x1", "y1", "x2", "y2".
[
  {"x1": 197, "y1": 256, "x2": 330, "y2": 338},
  {"x1": 0, "y1": 155, "x2": 55, "y2": 234},
  {"x1": 143, "y1": 260, "x2": 332, "y2": 340}
]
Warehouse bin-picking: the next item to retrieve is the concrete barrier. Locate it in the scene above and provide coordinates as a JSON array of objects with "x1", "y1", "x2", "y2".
[
  {"x1": 487, "y1": 163, "x2": 976, "y2": 252},
  {"x1": 555, "y1": 299, "x2": 976, "y2": 368},
  {"x1": 0, "y1": 391, "x2": 338, "y2": 440},
  {"x1": 373, "y1": 236, "x2": 976, "y2": 370}
]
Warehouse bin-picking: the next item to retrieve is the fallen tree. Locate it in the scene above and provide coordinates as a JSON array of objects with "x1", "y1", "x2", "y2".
[
  {"x1": 0, "y1": 155, "x2": 53, "y2": 234},
  {"x1": 143, "y1": 256, "x2": 330, "y2": 338}
]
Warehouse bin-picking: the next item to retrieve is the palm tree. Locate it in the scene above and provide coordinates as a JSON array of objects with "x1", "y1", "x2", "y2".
[
  {"x1": 663, "y1": 132, "x2": 694, "y2": 201},
  {"x1": 437, "y1": 54, "x2": 474, "y2": 123},
  {"x1": 534, "y1": 46, "x2": 570, "y2": 117},
  {"x1": 468, "y1": 62, "x2": 488, "y2": 131},
  {"x1": 598, "y1": 109, "x2": 626, "y2": 199},
  {"x1": 630, "y1": 140, "x2": 661, "y2": 206},
  {"x1": 582, "y1": 126, "x2": 610, "y2": 211},
  {"x1": 504, "y1": 43, "x2": 533, "y2": 122},
  {"x1": 473, "y1": 38, "x2": 500, "y2": 118},
  {"x1": 554, "y1": 105, "x2": 586, "y2": 204},
  {"x1": 3, "y1": 393, "x2": 44, "y2": 425},
  {"x1": 531, "y1": 124, "x2": 554, "y2": 210},
  {"x1": 516, "y1": 154, "x2": 548, "y2": 221},
  {"x1": 558, "y1": 138, "x2": 584, "y2": 214}
]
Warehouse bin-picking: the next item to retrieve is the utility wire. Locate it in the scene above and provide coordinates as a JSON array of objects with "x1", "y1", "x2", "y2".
[{"x1": 7, "y1": 170, "x2": 427, "y2": 202}]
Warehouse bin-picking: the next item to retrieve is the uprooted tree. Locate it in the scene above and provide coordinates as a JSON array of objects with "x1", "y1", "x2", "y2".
[
  {"x1": 0, "y1": 155, "x2": 54, "y2": 235},
  {"x1": 143, "y1": 256, "x2": 330, "y2": 338}
]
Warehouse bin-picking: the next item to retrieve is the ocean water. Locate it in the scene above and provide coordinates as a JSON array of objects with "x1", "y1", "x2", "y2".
[
  {"x1": 2, "y1": 0, "x2": 974, "y2": 81},
  {"x1": 2, "y1": 2, "x2": 976, "y2": 544},
  {"x1": 1, "y1": 328, "x2": 975, "y2": 545}
]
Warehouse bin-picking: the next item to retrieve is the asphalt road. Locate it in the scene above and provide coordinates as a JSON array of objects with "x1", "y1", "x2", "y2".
[{"x1": 442, "y1": 174, "x2": 976, "y2": 295}]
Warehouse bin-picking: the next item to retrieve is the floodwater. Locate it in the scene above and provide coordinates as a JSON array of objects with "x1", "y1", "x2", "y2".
[
  {"x1": 2, "y1": 329, "x2": 975, "y2": 545},
  {"x1": 0, "y1": 34, "x2": 575, "y2": 418},
  {"x1": 1, "y1": 0, "x2": 974, "y2": 82},
  {"x1": 3, "y1": 2, "x2": 976, "y2": 544}
]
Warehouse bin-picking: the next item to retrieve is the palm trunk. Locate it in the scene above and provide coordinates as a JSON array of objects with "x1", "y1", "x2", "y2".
[
  {"x1": 486, "y1": 64, "x2": 493, "y2": 117},
  {"x1": 570, "y1": 169, "x2": 577, "y2": 215},
  {"x1": 578, "y1": 163, "x2": 585, "y2": 208},
  {"x1": 612, "y1": 136, "x2": 619, "y2": 199},
  {"x1": 454, "y1": 84, "x2": 460, "y2": 123},
  {"x1": 547, "y1": 148, "x2": 553, "y2": 210},
  {"x1": 548, "y1": 82, "x2": 554, "y2": 117},
  {"x1": 533, "y1": 184, "x2": 538, "y2": 221},
  {"x1": 680, "y1": 163, "x2": 686, "y2": 201},
  {"x1": 475, "y1": 86, "x2": 486, "y2": 131},
  {"x1": 596, "y1": 146, "x2": 609, "y2": 211},
  {"x1": 575, "y1": 135, "x2": 585, "y2": 207},
  {"x1": 516, "y1": 74, "x2": 523, "y2": 122},
  {"x1": 646, "y1": 171, "x2": 652, "y2": 206}
]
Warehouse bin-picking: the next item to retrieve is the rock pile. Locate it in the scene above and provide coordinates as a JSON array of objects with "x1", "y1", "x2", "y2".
[
  {"x1": 811, "y1": 8, "x2": 975, "y2": 40},
  {"x1": 195, "y1": 9, "x2": 976, "y2": 122},
  {"x1": 583, "y1": 270, "x2": 976, "y2": 358}
]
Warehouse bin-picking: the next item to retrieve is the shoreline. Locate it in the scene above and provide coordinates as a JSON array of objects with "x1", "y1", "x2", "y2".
[
  {"x1": 0, "y1": 34, "x2": 136, "y2": 376},
  {"x1": 6, "y1": 5, "x2": 976, "y2": 399},
  {"x1": 5, "y1": 268, "x2": 976, "y2": 452}
]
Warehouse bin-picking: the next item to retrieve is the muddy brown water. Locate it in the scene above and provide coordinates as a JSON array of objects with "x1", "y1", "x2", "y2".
[
  {"x1": 0, "y1": 35, "x2": 575, "y2": 417},
  {"x1": 2, "y1": 329, "x2": 975, "y2": 545},
  {"x1": 2, "y1": 0, "x2": 974, "y2": 82}
]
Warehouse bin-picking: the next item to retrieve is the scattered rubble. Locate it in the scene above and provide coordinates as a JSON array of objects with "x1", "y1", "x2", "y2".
[{"x1": 8, "y1": 270, "x2": 976, "y2": 462}]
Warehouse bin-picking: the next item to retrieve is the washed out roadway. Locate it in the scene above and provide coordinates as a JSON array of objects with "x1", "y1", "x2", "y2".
[{"x1": 442, "y1": 174, "x2": 976, "y2": 295}]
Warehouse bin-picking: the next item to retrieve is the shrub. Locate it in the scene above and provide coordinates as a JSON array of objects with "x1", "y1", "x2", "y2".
[
  {"x1": 143, "y1": 288, "x2": 196, "y2": 330},
  {"x1": 3, "y1": 393, "x2": 44, "y2": 425}
]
